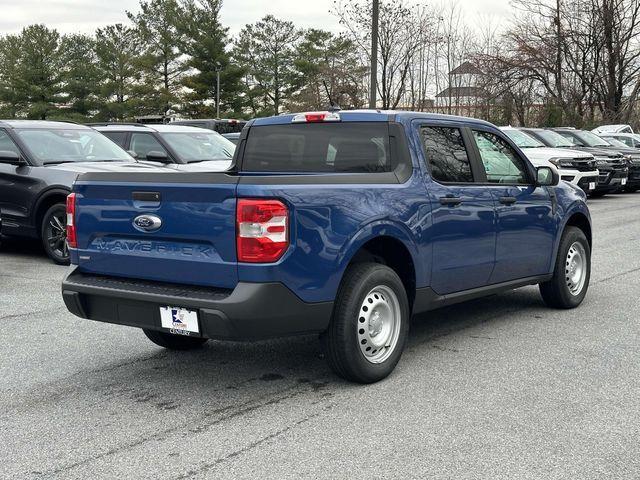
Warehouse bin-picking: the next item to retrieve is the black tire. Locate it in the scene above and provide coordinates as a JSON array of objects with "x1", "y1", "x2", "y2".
[
  {"x1": 625, "y1": 186, "x2": 638, "y2": 193},
  {"x1": 143, "y1": 329, "x2": 209, "y2": 350},
  {"x1": 40, "y1": 203, "x2": 70, "y2": 265},
  {"x1": 539, "y1": 226, "x2": 591, "y2": 309},
  {"x1": 323, "y1": 263, "x2": 410, "y2": 384}
]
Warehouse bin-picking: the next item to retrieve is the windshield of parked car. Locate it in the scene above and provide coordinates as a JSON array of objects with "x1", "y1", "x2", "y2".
[
  {"x1": 159, "y1": 132, "x2": 235, "y2": 163},
  {"x1": 16, "y1": 129, "x2": 134, "y2": 164},
  {"x1": 572, "y1": 130, "x2": 611, "y2": 148},
  {"x1": 533, "y1": 130, "x2": 576, "y2": 148},
  {"x1": 603, "y1": 137, "x2": 630, "y2": 149},
  {"x1": 503, "y1": 129, "x2": 544, "y2": 148}
]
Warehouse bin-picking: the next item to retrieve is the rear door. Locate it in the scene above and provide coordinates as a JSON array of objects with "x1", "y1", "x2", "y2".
[
  {"x1": 417, "y1": 122, "x2": 497, "y2": 295},
  {"x1": 469, "y1": 128, "x2": 556, "y2": 283},
  {"x1": 73, "y1": 172, "x2": 239, "y2": 289}
]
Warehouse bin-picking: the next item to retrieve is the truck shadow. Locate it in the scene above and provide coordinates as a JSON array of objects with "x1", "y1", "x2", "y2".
[{"x1": 0, "y1": 235, "x2": 48, "y2": 260}]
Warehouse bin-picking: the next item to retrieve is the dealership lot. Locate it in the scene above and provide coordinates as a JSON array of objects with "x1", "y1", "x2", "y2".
[{"x1": 1, "y1": 193, "x2": 639, "y2": 479}]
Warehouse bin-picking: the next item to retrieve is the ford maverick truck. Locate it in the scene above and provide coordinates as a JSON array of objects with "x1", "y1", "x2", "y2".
[{"x1": 62, "y1": 111, "x2": 592, "y2": 383}]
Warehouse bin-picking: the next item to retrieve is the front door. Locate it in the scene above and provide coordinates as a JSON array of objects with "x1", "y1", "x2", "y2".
[
  {"x1": 417, "y1": 123, "x2": 497, "y2": 295},
  {"x1": 469, "y1": 128, "x2": 557, "y2": 283},
  {"x1": 0, "y1": 129, "x2": 33, "y2": 232}
]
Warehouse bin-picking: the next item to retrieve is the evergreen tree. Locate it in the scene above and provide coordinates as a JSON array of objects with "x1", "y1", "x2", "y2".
[
  {"x1": 14, "y1": 25, "x2": 62, "y2": 119},
  {"x1": 94, "y1": 24, "x2": 143, "y2": 120},
  {"x1": 127, "y1": 0, "x2": 186, "y2": 115},
  {"x1": 233, "y1": 15, "x2": 301, "y2": 116},
  {"x1": 59, "y1": 34, "x2": 101, "y2": 120},
  {"x1": 0, "y1": 34, "x2": 24, "y2": 118},
  {"x1": 177, "y1": 0, "x2": 244, "y2": 117}
]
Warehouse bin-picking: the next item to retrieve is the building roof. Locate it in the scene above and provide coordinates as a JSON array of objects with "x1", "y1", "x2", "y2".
[
  {"x1": 450, "y1": 61, "x2": 483, "y2": 75},
  {"x1": 435, "y1": 86, "x2": 489, "y2": 98}
]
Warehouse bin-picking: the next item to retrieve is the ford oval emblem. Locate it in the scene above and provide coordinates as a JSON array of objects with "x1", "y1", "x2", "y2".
[{"x1": 133, "y1": 214, "x2": 162, "y2": 232}]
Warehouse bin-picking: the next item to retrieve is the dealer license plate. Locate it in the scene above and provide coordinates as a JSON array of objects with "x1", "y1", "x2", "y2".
[{"x1": 160, "y1": 306, "x2": 199, "y2": 335}]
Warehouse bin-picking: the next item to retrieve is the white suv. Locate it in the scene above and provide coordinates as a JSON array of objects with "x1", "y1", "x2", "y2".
[{"x1": 501, "y1": 127, "x2": 599, "y2": 194}]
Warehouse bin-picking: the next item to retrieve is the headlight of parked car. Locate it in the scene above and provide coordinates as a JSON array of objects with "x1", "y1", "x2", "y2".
[{"x1": 548, "y1": 157, "x2": 574, "y2": 168}]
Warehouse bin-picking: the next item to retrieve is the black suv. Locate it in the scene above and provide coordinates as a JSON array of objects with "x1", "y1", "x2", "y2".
[
  {"x1": 578, "y1": 134, "x2": 640, "y2": 193},
  {"x1": 170, "y1": 118, "x2": 247, "y2": 134},
  {"x1": 0, "y1": 120, "x2": 165, "y2": 264},
  {"x1": 91, "y1": 124, "x2": 235, "y2": 170},
  {"x1": 522, "y1": 128, "x2": 629, "y2": 196}
]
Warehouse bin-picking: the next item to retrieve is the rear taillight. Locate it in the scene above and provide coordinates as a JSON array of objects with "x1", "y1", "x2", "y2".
[
  {"x1": 66, "y1": 193, "x2": 77, "y2": 249},
  {"x1": 236, "y1": 199, "x2": 288, "y2": 263}
]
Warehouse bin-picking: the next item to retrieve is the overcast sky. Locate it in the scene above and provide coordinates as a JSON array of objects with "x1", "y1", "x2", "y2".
[{"x1": 0, "y1": 0, "x2": 512, "y2": 36}]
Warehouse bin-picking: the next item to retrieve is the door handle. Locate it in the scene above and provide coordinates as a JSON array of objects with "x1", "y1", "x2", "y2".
[
  {"x1": 499, "y1": 196, "x2": 517, "y2": 205},
  {"x1": 439, "y1": 196, "x2": 462, "y2": 206}
]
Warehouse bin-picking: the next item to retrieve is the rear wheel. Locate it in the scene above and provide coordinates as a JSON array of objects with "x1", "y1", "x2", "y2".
[
  {"x1": 143, "y1": 329, "x2": 209, "y2": 350},
  {"x1": 539, "y1": 226, "x2": 590, "y2": 309},
  {"x1": 323, "y1": 263, "x2": 410, "y2": 383},
  {"x1": 41, "y1": 203, "x2": 70, "y2": 265}
]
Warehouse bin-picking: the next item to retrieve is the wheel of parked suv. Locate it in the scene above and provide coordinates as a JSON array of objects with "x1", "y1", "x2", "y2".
[
  {"x1": 625, "y1": 186, "x2": 638, "y2": 193},
  {"x1": 539, "y1": 226, "x2": 591, "y2": 309},
  {"x1": 143, "y1": 329, "x2": 209, "y2": 350},
  {"x1": 323, "y1": 262, "x2": 410, "y2": 383},
  {"x1": 41, "y1": 203, "x2": 70, "y2": 265}
]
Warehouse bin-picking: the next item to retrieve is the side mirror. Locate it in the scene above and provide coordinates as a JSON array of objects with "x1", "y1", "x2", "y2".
[
  {"x1": 145, "y1": 150, "x2": 170, "y2": 163},
  {"x1": 0, "y1": 150, "x2": 24, "y2": 165},
  {"x1": 537, "y1": 166, "x2": 559, "y2": 187}
]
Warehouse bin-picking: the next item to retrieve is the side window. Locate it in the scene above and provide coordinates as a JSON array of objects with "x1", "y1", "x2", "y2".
[
  {"x1": 0, "y1": 130, "x2": 21, "y2": 155},
  {"x1": 473, "y1": 131, "x2": 530, "y2": 185},
  {"x1": 102, "y1": 131, "x2": 128, "y2": 149},
  {"x1": 130, "y1": 133, "x2": 168, "y2": 160},
  {"x1": 420, "y1": 126, "x2": 473, "y2": 183}
]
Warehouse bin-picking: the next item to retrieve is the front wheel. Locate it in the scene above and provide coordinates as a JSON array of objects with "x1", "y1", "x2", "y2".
[
  {"x1": 539, "y1": 226, "x2": 591, "y2": 309},
  {"x1": 41, "y1": 203, "x2": 70, "y2": 265},
  {"x1": 143, "y1": 329, "x2": 209, "y2": 350},
  {"x1": 323, "y1": 263, "x2": 410, "y2": 383}
]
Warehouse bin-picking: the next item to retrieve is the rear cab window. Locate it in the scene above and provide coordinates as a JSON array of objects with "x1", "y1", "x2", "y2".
[
  {"x1": 419, "y1": 126, "x2": 474, "y2": 183},
  {"x1": 241, "y1": 123, "x2": 396, "y2": 174}
]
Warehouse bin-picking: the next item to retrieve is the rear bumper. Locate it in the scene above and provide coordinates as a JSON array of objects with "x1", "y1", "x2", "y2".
[{"x1": 61, "y1": 268, "x2": 332, "y2": 340}]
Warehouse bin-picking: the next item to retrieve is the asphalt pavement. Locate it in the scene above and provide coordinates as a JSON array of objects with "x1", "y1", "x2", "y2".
[{"x1": 1, "y1": 193, "x2": 639, "y2": 479}]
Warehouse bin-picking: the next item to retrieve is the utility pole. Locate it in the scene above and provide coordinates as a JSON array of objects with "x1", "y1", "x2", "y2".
[
  {"x1": 369, "y1": 0, "x2": 379, "y2": 109},
  {"x1": 215, "y1": 62, "x2": 222, "y2": 119}
]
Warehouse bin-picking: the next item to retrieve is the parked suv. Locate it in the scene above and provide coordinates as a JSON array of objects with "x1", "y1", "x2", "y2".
[
  {"x1": 62, "y1": 111, "x2": 592, "y2": 383},
  {"x1": 553, "y1": 128, "x2": 636, "y2": 194},
  {"x1": 597, "y1": 132, "x2": 640, "y2": 149},
  {"x1": 170, "y1": 118, "x2": 247, "y2": 134},
  {"x1": 522, "y1": 128, "x2": 628, "y2": 196},
  {"x1": 91, "y1": 124, "x2": 235, "y2": 171},
  {"x1": 0, "y1": 120, "x2": 166, "y2": 263},
  {"x1": 587, "y1": 134, "x2": 640, "y2": 192},
  {"x1": 500, "y1": 127, "x2": 598, "y2": 194}
]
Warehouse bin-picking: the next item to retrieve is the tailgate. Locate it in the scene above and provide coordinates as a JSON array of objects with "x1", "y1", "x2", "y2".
[{"x1": 72, "y1": 172, "x2": 239, "y2": 289}]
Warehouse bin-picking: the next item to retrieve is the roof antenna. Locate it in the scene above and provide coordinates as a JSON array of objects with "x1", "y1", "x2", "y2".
[{"x1": 323, "y1": 81, "x2": 341, "y2": 112}]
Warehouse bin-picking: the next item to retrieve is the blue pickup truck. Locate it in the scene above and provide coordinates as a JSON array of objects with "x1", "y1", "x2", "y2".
[{"x1": 61, "y1": 111, "x2": 592, "y2": 383}]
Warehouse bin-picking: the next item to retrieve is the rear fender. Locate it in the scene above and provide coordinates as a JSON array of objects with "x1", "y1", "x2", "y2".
[{"x1": 337, "y1": 220, "x2": 426, "y2": 289}]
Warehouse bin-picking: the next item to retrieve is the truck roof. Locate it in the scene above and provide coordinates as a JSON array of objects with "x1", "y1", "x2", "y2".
[{"x1": 252, "y1": 110, "x2": 496, "y2": 128}]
